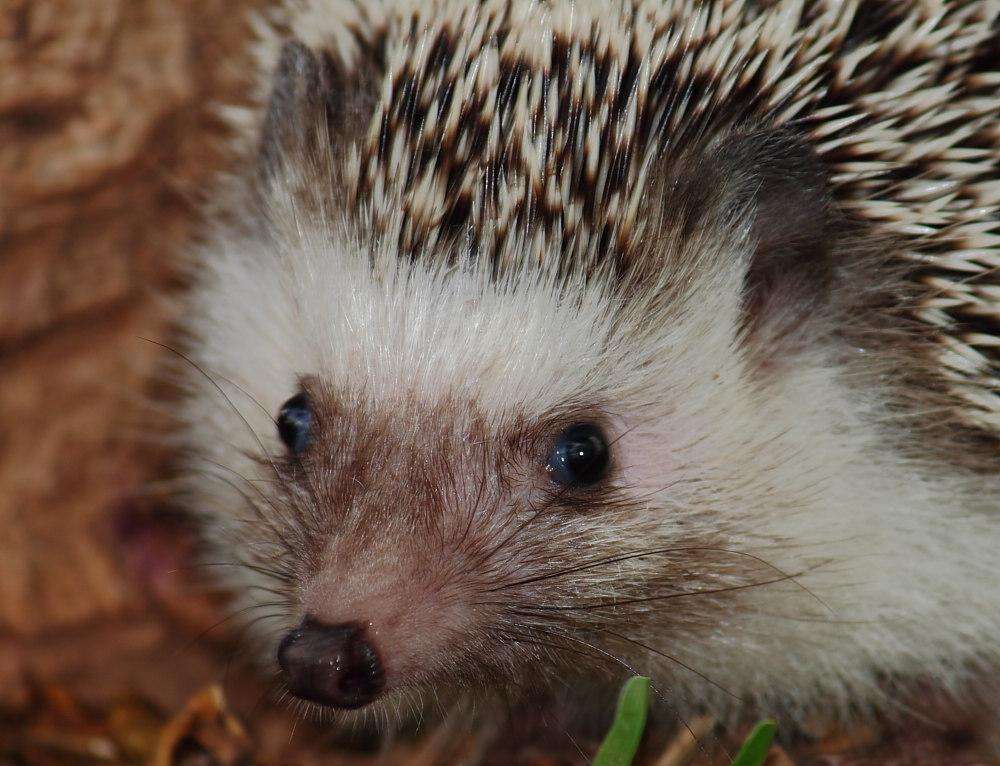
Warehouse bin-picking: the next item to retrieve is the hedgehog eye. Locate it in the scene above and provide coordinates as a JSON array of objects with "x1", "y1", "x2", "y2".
[
  {"x1": 547, "y1": 423, "x2": 610, "y2": 487},
  {"x1": 277, "y1": 393, "x2": 312, "y2": 454}
]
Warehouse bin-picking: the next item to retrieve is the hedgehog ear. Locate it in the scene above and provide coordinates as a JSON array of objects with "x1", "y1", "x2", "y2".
[
  {"x1": 725, "y1": 128, "x2": 838, "y2": 325},
  {"x1": 257, "y1": 40, "x2": 336, "y2": 183}
]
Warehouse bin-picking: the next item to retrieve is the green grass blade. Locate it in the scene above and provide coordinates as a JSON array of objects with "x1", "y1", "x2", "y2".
[
  {"x1": 592, "y1": 676, "x2": 651, "y2": 766},
  {"x1": 730, "y1": 720, "x2": 777, "y2": 766}
]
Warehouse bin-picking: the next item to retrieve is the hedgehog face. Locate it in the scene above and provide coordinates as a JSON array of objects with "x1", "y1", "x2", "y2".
[
  {"x1": 229, "y1": 363, "x2": 773, "y2": 715},
  {"x1": 183, "y1": 217, "x2": 813, "y2": 716},
  {"x1": 261, "y1": 385, "x2": 633, "y2": 710}
]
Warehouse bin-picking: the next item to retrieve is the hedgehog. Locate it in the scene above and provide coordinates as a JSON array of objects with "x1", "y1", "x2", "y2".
[{"x1": 175, "y1": 0, "x2": 1000, "y2": 744}]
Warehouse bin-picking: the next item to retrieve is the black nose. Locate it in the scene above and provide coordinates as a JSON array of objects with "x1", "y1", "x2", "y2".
[{"x1": 277, "y1": 617, "x2": 385, "y2": 709}]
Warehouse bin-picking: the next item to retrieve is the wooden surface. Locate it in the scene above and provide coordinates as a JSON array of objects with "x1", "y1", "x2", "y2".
[
  {"x1": 0, "y1": 0, "x2": 252, "y2": 635},
  {"x1": 0, "y1": 0, "x2": 264, "y2": 736}
]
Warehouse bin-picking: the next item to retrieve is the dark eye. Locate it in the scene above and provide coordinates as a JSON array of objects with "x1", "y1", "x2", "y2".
[
  {"x1": 277, "y1": 393, "x2": 312, "y2": 454},
  {"x1": 547, "y1": 422, "x2": 610, "y2": 487}
]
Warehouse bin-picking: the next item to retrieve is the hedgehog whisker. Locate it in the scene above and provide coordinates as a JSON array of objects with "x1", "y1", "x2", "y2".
[
  {"x1": 473, "y1": 497, "x2": 554, "y2": 574},
  {"x1": 140, "y1": 337, "x2": 284, "y2": 481},
  {"x1": 168, "y1": 556, "x2": 297, "y2": 588},
  {"x1": 238, "y1": 607, "x2": 293, "y2": 637},
  {"x1": 178, "y1": 600, "x2": 287, "y2": 656},
  {"x1": 222, "y1": 617, "x2": 288, "y2": 686},
  {"x1": 247, "y1": 583, "x2": 293, "y2": 600},
  {"x1": 499, "y1": 627, "x2": 606, "y2": 664},
  {"x1": 519, "y1": 623, "x2": 684, "y2": 709},
  {"x1": 194, "y1": 457, "x2": 283, "y2": 485},
  {"x1": 164, "y1": 354, "x2": 323, "y2": 553},
  {"x1": 526, "y1": 623, "x2": 717, "y2": 762},
  {"x1": 491, "y1": 545, "x2": 830, "y2": 613},
  {"x1": 479, "y1": 567, "x2": 815, "y2": 614},
  {"x1": 525, "y1": 569, "x2": 815, "y2": 611},
  {"x1": 168, "y1": 559, "x2": 271, "y2": 574},
  {"x1": 231, "y1": 553, "x2": 298, "y2": 586},
  {"x1": 193, "y1": 468, "x2": 302, "y2": 558},
  {"x1": 588, "y1": 626, "x2": 743, "y2": 702}
]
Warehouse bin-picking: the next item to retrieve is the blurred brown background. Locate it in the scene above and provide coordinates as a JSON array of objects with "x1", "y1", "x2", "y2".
[
  {"x1": 1, "y1": 0, "x2": 194, "y2": 656},
  {"x1": 0, "y1": 0, "x2": 310, "y2": 761},
  {"x1": 0, "y1": 2, "x2": 993, "y2": 764},
  {"x1": 0, "y1": 0, "x2": 246, "y2": 635}
]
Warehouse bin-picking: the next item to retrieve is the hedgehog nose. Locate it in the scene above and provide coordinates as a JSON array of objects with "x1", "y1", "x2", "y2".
[{"x1": 277, "y1": 617, "x2": 385, "y2": 709}]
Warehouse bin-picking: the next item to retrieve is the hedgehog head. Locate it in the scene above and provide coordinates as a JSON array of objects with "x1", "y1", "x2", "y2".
[{"x1": 181, "y1": 0, "x2": 1000, "y2": 725}]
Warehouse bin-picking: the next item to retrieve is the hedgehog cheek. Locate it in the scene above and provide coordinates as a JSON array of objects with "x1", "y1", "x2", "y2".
[{"x1": 615, "y1": 417, "x2": 691, "y2": 501}]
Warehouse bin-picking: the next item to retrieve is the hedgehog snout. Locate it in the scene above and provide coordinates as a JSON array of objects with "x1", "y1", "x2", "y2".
[{"x1": 277, "y1": 617, "x2": 385, "y2": 709}]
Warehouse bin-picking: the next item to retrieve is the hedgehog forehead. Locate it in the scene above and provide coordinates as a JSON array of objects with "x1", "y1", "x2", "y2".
[{"x1": 276, "y1": 231, "x2": 625, "y2": 419}]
